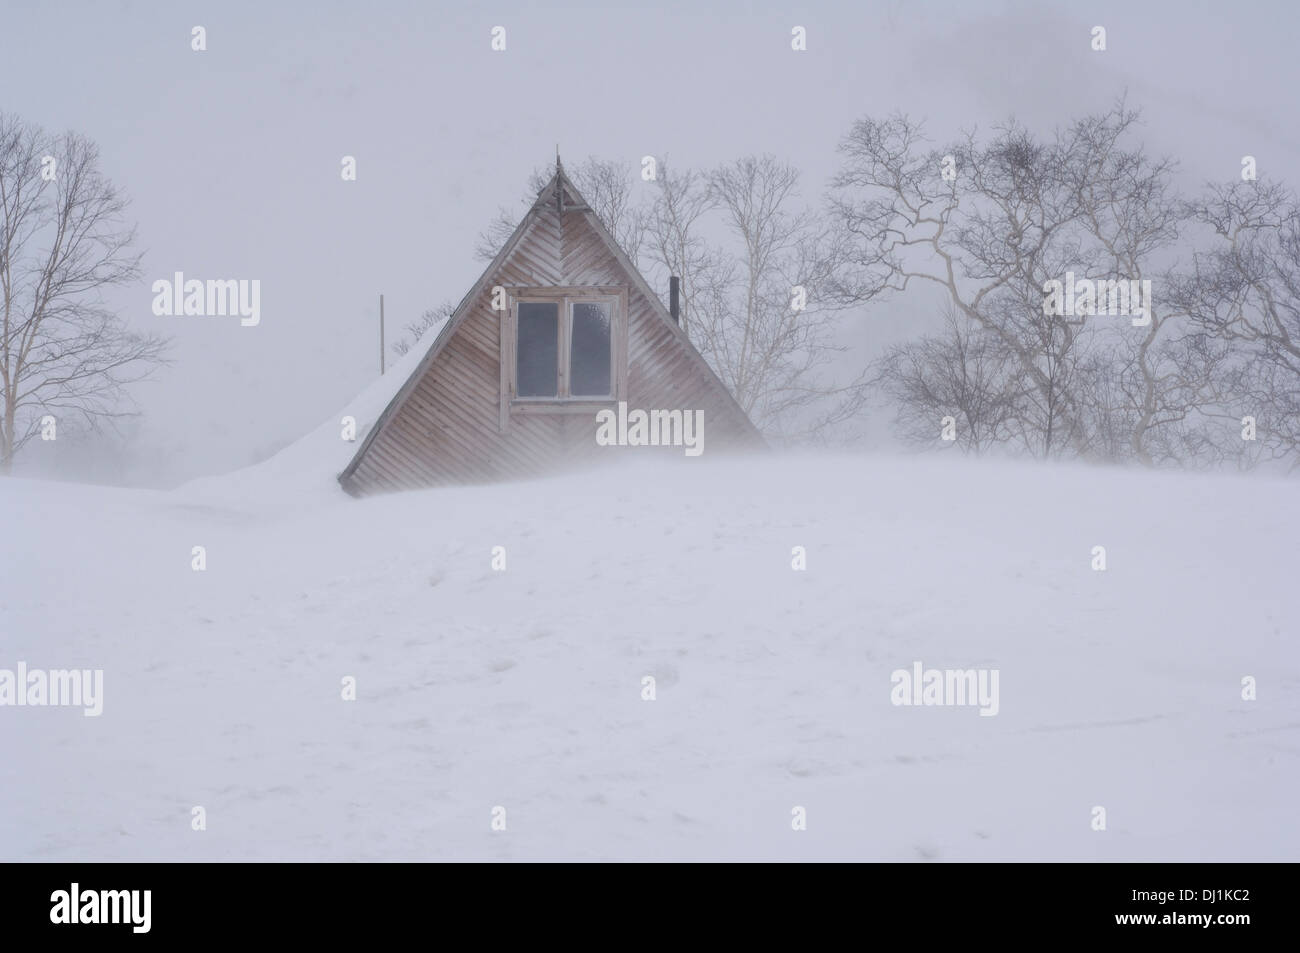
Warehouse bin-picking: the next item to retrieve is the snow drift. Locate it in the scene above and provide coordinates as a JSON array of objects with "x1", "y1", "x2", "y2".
[{"x1": 1, "y1": 414, "x2": 1296, "y2": 860}]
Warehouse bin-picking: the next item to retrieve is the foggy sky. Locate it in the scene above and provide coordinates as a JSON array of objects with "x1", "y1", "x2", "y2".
[{"x1": 3, "y1": 0, "x2": 1296, "y2": 486}]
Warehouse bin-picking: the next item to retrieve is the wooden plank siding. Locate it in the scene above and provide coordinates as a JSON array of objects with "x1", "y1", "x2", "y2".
[{"x1": 339, "y1": 170, "x2": 764, "y2": 495}]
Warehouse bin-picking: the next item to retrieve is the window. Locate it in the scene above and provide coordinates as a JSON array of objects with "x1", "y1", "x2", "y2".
[
  {"x1": 569, "y1": 301, "x2": 611, "y2": 396},
  {"x1": 507, "y1": 290, "x2": 623, "y2": 405},
  {"x1": 517, "y1": 302, "x2": 560, "y2": 397}
]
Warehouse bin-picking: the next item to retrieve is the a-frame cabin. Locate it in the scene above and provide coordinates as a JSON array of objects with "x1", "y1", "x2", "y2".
[{"x1": 338, "y1": 164, "x2": 764, "y2": 495}]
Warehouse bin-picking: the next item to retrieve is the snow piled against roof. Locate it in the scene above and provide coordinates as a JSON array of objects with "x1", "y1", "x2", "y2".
[{"x1": 177, "y1": 337, "x2": 433, "y2": 504}]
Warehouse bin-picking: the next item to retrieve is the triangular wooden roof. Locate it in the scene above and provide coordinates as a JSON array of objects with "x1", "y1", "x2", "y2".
[{"x1": 338, "y1": 166, "x2": 763, "y2": 491}]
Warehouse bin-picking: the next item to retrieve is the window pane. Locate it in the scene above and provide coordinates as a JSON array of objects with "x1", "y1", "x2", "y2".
[
  {"x1": 517, "y1": 302, "x2": 558, "y2": 397},
  {"x1": 570, "y1": 301, "x2": 611, "y2": 397}
]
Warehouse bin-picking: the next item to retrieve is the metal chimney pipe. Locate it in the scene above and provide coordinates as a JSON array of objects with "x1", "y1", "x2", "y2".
[{"x1": 669, "y1": 276, "x2": 680, "y2": 325}]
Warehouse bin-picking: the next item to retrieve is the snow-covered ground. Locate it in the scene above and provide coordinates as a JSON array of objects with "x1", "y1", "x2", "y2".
[{"x1": 2, "y1": 411, "x2": 1297, "y2": 859}]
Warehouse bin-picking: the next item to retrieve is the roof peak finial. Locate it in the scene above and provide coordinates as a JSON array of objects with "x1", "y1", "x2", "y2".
[{"x1": 555, "y1": 147, "x2": 564, "y2": 216}]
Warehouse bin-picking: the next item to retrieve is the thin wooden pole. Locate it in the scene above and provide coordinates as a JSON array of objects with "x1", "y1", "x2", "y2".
[{"x1": 379, "y1": 294, "x2": 385, "y2": 375}]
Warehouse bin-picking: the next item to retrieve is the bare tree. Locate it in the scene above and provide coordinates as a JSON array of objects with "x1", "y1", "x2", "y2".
[
  {"x1": 985, "y1": 283, "x2": 1093, "y2": 458},
  {"x1": 566, "y1": 156, "x2": 647, "y2": 266},
  {"x1": 644, "y1": 160, "x2": 721, "y2": 337},
  {"x1": 830, "y1": 112, "x2": 1087, "y2": 457},
  {"x1": 475, "y1": 154, "x2": 870, "y2": 441},
  {"x1": 828, "y1": 102, "x2": 1215, "y2": 465},
  {"x1": 391, "y1": 299, "x2": 456, "y2": 357},
  {"x1": 1171, "y1": 179, "x2": 1300, "y2": 469},
  {"x1": 474, "y1": 167, "x2": 552, "y2": 263},
  {"x1": 0, "y1": 113, "x2": 166, "y2": 473},
  {"x1": 692, "y1": 155, "x2": 865, "y2": 440},
  {"x1": 873, "y1": 303, "x2": 1021, "y2": 454},
  {"x1": 1064, "y1": 107, "x2": 1214, "y2": 465}
]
